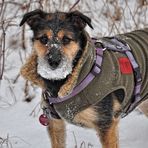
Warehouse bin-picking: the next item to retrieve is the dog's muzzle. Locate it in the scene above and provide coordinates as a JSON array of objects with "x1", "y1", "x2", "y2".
[{"x1": 47, "y1": 47, "x2": 62, "y2": 70}]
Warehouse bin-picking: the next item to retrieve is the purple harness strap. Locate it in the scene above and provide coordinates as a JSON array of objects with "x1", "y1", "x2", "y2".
[{"x1": 43, "y1": 38, "x2": 142, "y2": 118}]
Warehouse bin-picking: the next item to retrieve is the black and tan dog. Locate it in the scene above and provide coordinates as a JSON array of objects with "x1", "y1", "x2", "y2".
[{"x1": 20, "y1": 9, "x2": 148, "y2": 148}]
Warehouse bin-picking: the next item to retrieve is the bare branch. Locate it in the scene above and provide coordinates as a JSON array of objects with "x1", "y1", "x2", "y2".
[
  {"x1": 22, "y1": 25, "x2": 26, "y2": 50},
  {"x1": 69, "y1": 0, "x2": 81, "y2": 12},
  {"x1": 0, "y1": 20, "x2": 6, "y2": 80},
  {"x1": 29, "y1": 101, "x2": 41, "y2": 117}
]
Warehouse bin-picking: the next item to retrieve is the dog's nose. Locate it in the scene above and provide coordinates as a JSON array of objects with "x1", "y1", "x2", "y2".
[{"x1": 47, "y1": 48, "x2": 62, "y2": 70}]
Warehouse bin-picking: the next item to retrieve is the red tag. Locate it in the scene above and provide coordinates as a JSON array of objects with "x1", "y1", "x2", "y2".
[
  {"x1": 39, "y1": 114, "x2": 49, "y2": 126},
  {"x1": 118, "y1": 57, "x2": 133, "y2": 74}
]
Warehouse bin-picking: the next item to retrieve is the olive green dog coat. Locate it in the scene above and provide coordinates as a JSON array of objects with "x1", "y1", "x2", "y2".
[{"x1": 20, "y1": 29, "x2": 148, "y2": 122}]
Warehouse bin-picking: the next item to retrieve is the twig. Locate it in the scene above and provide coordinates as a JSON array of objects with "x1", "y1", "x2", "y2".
[
  {"x1": 69, "y1": 0, "x2": 81, "y2": 12},
  {"x1": 72, "y1": 131, "x2": 78, "y2": 148},
  {"x1": 21, "y1": 0, "x2": 32, "y2": 51},
  {"x1": 38, "y1": 0, "x2": 43, "y2": 10},
  {"x1": 0, "y1": 134, "x2": 31, "y2": 147},
  {"x1": 0, "y1": 1, "x2": 22, "y2": 7},
  {"x1": 22, "y1": 25, "x2": 26, "y2": 50},
  {"x1": 0, "y1": 20, "x2": 6, "y2": 80},
  {"x1": 0, "y1": 134, "x2": 13, "y2": 148},
  {"x1": 11, "y1": 136, "x2": 31, "y2": 146},
  {"x1": 12, "y1": 73, "x2": 20, "y2": 84},
  {"x1": 0, "y1": 0, "x2": 5, "y2": 16},
  {"x1": 0, "y1": 96, "x2": 12, "y2": 108},
  {"x1": 29, "y1": 101, "x2": 41, "y2": 117},
  {"x1": 88, "y1": 142, "x2": 94, "y2": 148},
  {"x1": 80, "y1": 141, "x2": 86, "y2": 148},
  {"x1": 8, "y1": 85, "x2": 17, "y2": 104}
]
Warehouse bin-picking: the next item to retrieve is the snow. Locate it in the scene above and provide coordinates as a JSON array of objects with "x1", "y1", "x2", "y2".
[
  {"x1": 0, "y1": 0, "x2": 148, "y2": 148},
  {"x1": 0, "y1": 99, "x2": 148, "y2": 148}
]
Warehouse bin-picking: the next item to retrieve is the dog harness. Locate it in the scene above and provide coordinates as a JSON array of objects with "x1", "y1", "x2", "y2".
[{"x1": 39, "y1": 36, "x2": 143, "y2": 126}]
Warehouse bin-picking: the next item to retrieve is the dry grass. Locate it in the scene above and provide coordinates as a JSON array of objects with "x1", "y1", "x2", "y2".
[
  {"x1": 0, "y1": 134, "x2": 30, "y2": 148},
  {"x1": 72, "y1": 131, "x2": 94, "y2": 148},
  {"x1": 0, "y1": 135, "x2": 13, "y2": 148}
]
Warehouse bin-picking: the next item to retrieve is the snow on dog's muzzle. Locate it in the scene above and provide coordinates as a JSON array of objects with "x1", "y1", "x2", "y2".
[{"x1": 47, "y1": 47, "x2": 62, "y2": 70}]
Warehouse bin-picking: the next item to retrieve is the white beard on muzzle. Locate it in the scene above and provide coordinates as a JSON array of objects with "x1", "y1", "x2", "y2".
[{"x1": 37, "y1": 56, "x2": 72, "y2": 80}]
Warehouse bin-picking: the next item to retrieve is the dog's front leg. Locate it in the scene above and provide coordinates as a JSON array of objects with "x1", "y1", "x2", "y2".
[{"x1": 47, "y1": 119, "x2": 66, "y2": 148}]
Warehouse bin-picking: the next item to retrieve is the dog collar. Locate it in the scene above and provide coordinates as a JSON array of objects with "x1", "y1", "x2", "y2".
[{"x1": 43, "y1": 46, "x2": 105, "y2": 104}]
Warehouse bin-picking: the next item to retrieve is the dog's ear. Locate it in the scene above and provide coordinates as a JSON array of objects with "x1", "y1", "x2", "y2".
[
  {"x1": 20, "y1": 9, "x2": 47, "y2": 28},
  {"x1": 67, "y1": 11, "x2": 93, "y2": 30}
]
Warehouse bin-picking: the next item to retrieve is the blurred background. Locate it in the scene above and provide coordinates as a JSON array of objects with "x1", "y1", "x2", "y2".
[{"x1": 0, "y1": 0, "x2": 148, "y2": 148}]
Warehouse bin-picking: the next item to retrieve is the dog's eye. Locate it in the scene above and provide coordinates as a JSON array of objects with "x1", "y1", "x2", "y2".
[
  {"x1": 39, "y1": 35, "x2": 48, "y2": 45},
  {"x1": 62, "y1": 36, "x2": 71, "y2": 45}
]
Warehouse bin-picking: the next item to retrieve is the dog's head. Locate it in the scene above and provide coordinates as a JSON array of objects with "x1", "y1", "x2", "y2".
[{"x1": 20, "y1": 9, "x2": 93, "y2": 80}]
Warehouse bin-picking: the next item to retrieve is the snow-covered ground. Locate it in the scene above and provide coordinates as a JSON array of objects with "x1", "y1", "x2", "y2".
[
  {"x1": 0, "y1": 0, "x2": 148, "y2": 148},
  {"x1": 0, "y1": 98, "x2": 148, "y2": 148}
]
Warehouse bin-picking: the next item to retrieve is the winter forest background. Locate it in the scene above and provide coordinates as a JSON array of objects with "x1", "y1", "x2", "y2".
[{"x1": 0, "y1": 0, "x2": 148, "y2": 148}]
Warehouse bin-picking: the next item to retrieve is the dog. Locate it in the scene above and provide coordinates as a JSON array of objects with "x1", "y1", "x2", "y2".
[{"x1": 20, "y1": 9, "x2": 148, "y2": 148}]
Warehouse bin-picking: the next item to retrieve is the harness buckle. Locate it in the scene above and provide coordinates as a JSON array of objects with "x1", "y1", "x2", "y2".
[{"x1": 91, "y1": 64, "x2": 101, "y2": 76}]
